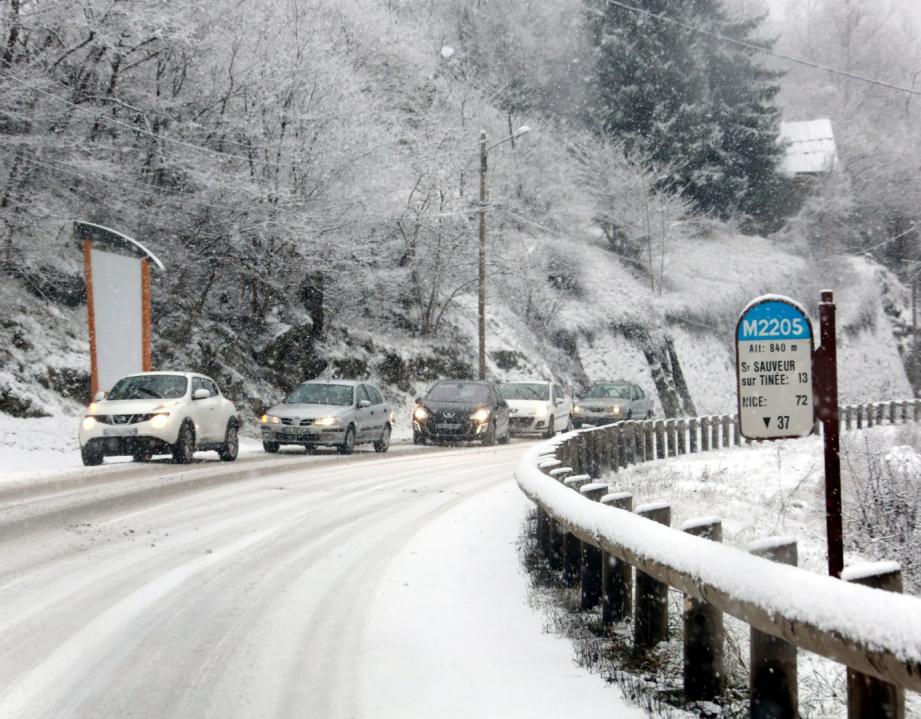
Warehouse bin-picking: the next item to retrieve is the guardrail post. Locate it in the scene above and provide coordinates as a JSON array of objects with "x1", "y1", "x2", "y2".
[
  {"x1": 733, "y1": 415, "x2": 742, "y2": 446},
  {"x1": 635, "y1": 502, "x2": 671, "y2": 650},
  {"x1": 580, "y1": 483, "x2": 608, "y2": 609},
  {"x1": 889, "y1": 401, "x2": 897, "y2": 424},
  {"x1": 721, "y1": 414, "x2": 731, "y2": 447},
  {"x1": 655, "y1": 420, "x2": 666, "y2": 460},
  {"x1": 682, "y1": 518, "x2": 723, "y2": 701},
  {"x1": 749, "y1": 538, "x2": 798, "y2": 719},
  {"x1": 603, "y1": 427, "x2": 615, "y2": 472},
  {"x1": 688, "y1": 417, "x2": 698, "y2": 453},
  {"x1": 844, "y1": 562, "x2": 904, "y2": 719},
  {"x1": 867, "y1": 403, "x2": 875, "y2": 428},
  {"x1": 544, "y1": 467, "x2": 573, "y2": 556},
  {"x1": 677, "y1": 419, "x2": 687, "y2": 455},
  {"x1": 914, "y1": 399, "x2": 921, "y2": 422},
  {"x1": 624, "y1": 422, "x2": 637, "y2": 464},
  {"x1": 855, "y1": 404, "x2": 863, "y2": 429},
  {"x1": 643, "y1": 421, "x2": 654, "y2": 461},
  {"x1": 700, "y1": 416, "x2": 710, "y2": 452},
  {"x1": 901, "y1": 400, "x2": 909, "y2": 424},
  {"x1": 562, "y1": 475, "x2": 591, "y2": 586},
  {"x1": 666, "y1": 419, "x2": 677, "y2": 457},
  {"x1": 616, "y1": 425, "x2": 627, "y2": 468},
  {"x1": 845, "y1": 405, "x2": 854, "y2": 431},
  {"x1": 600, "y1": 492, "x2": 633, "y2": 625},
  {"x1": 711, "y1": 414, "x2": 721, "y2": 449}
]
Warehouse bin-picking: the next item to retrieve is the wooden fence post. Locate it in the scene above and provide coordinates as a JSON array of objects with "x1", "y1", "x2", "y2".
[
  {"x1": 914, "y1": 399, "x2": 921, "y2": 422},
  {"x1": 843, "y1": 562, "x2": 904, "y2": 719},
  {"x1": 655, "y1": 420, "x2": 666, "y2": 460},
  {"x1": 711, "y1": 415, "x2": 721, "y2": 449},
  {"x1": 580, "y1": 483, "x2": 608, "y2": 609},
  {"x1": 901, "y1": 400, "x2": 909, "y2": 424},
  {"x1": 635, "y1": 502, "x2": 671, "y2": 650},
  {"x1": 666, "y1": 419, "x2": 677, "y2": 457},
  {"x1": 561, "y1": 475, "x2": 591, "y2": 586},
  {"x1": 677, "y1": 419, "x2": 687, "y2": 455},
  {"x1": 682, "y1": 518, "x2": 724, "y2": 701},
  {"x1": 867, "y1": 403, "x2": 875, "y2": 428},
  {"x1": 721, "y1": 414, "x2": 731, "y2": 447},
  {"x1": 845, "y1": 405, "x2": 853, "y2": 431},
  {"x1": 749, "y1": 538, "x2": 798, "y2": 718},
  {"x1": 889, "y1": 401, "x2": 897, "y2": 424},
  {"x1": 600, "y1": 492, "x2": 633, "y2": 625},
  {"x1": 625, "y1": 422, "x2": 637, "y2": 464},
  {"x1": 733, "y1": 415, "x2": 742, "y2": 446},
  {"x1": 689, "y1": 417, "x2": 698, "y2": 453},
  {"x1": 700, "y1": 416, "x2": 711, "y2": 452}
]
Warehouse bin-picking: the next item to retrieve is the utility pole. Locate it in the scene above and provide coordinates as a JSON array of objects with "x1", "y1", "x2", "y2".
[{"x1": 478, "y1": 129, "x2": 487, "y2": 381}]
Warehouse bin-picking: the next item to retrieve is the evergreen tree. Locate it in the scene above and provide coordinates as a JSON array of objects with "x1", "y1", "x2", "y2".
[{"x1": 587, "y1": 0, "x2": 790, "y2": 226}]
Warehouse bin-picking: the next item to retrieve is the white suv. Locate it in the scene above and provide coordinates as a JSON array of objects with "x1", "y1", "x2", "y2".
[
  {"x1": 500, "y1": 381, "x2": 573, "y2": 438},
  {"x1": 78, "y1": 372, "x2": 240, "y2": 466}
]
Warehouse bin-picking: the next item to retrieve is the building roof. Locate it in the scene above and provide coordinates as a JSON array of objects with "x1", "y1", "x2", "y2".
[{"x1": 779, "y1": 119, "x2": 838, "y2": 175}]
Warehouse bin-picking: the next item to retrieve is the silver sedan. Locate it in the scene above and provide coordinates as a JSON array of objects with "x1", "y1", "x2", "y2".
[{"x1": 261, "y1": 380, "x2": 393, "y2": 454}]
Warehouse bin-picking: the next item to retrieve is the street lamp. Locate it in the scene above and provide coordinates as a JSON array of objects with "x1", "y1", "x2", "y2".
[{"x1": 478, "y1": 125, "x2": 531, "y2": 380}]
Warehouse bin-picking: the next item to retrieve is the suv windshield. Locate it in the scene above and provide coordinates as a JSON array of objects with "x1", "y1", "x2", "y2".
[
  {"x1": 108, "y1": 375, "x2": 188, "y2": 400},
  {"x1": 285, "y1": 383, "x2": 354, "y2": 406},
  {"x1": 501, "y1": 383, "x2": 549, "y2": 401},
  {"x1": 427, "y1": 382, "x2": 489, "y2": 403},
  {"x1": 584, "y1": 383, "x2": 631, "y2": 399}
]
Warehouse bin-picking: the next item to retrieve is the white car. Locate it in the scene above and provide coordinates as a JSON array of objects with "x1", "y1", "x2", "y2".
[
  {"x1": 500, "y1": 381, "x2": 573, "y2": 438},
  {"x1": 78, "y1": 372, "x2": 240, "y2": 466}
]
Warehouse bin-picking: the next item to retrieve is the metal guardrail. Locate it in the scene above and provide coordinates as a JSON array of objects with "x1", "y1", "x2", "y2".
[{"x1": 515, "y1": 399, "x2": 921, "y2": 717}]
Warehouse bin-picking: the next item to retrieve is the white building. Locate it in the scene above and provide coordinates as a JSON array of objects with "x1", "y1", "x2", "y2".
[{"x1": 779, "y1": 119, "x2": 838, "y2": 175}]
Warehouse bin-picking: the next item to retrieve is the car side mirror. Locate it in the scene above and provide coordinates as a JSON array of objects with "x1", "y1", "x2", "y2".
[
  {"x1": 193, "y1": 388, "x2": 211, "y2": 400},
  {"x1": 414, "y1": 397, "x2": 422, "y2": 404},
  {"x1": 94, "y1": 391, "x2": 106, "y2": 401},
  {"x1": 554, "y1": 397, "x2": 563, "y2": 406},
  {"x1": 358, "y1": 399, "x2": 371, "y2": 408}
]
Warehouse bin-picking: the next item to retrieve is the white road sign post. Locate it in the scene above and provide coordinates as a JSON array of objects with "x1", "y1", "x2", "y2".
[{"x1": 736, "y1": 295, "x2": 815, "y2": 440}]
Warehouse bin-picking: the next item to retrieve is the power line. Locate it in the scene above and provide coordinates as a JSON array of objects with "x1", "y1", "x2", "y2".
[{"x1": 602, "y1": 0, "x2": 921, "y2": 97}]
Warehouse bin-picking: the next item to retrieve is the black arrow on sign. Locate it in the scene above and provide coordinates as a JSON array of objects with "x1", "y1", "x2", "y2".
[{"x1": 762, "y1": 417, "x2": 771, "y2": 428}]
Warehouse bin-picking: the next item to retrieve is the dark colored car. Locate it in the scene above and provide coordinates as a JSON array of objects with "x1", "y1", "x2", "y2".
[{"x1": 412, "y1": 380, "x2": 511, "y2": 445}]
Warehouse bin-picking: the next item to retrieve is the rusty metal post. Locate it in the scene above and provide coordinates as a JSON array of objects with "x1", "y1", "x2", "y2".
[{"x1": 814, "y1": 290, "x2": 843, "y2": 578}]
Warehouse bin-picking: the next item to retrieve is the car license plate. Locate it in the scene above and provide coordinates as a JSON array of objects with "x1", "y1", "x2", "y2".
[
  {"x1": 435, "y1": 423, "x2": 461, "y2": 431},
  {"x1": 103, "y1": 427, "x2": 137, "y2": 437}
]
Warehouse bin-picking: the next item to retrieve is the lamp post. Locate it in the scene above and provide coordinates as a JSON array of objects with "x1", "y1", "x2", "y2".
[{"x1": 478, "y1": 125, "x2": 531, "y2": 380}]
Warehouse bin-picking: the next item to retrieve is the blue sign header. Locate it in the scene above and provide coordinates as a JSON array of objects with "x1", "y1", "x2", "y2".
[{"x1": 737, "y1": 298, "x2": 812, "y2": 341}]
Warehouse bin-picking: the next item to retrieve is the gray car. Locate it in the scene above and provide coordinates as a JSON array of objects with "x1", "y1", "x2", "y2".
[
  {"x1": 572, "y1": 380, "x2": 654, "y2": 427},
  {"x1": 261, "y1": 380, "x2": 393, "y2": 454}
]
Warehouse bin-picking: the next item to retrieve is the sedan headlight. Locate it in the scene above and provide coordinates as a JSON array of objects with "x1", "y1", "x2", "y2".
[
  {"x1": 573, "y1": 405, "x2": 583, "y2": 414},
  {"x1": 261, "y1": 415, "x2": 281, "y2": 425},
  {"x1": 610, "y1": 405, "x2": 621, "y2": 415},
  {"x1": 314, "y1": 416, "x2": 340, "y2": 427},
  {"x1": 82, "y1": 416, "x2": 97, "y2": 431},
  {"x1": 413, "y1": 406, "x2": 429, "y2": 421},
  {"x1": 150, "y1": 413, "x2": 171, "y2": 429},
  {"x1": 470, "y1": 408, "x2": 491, "y2": 423},
  {"x1": 534, "y1": 405, "x2": 548, "y2": 418}
]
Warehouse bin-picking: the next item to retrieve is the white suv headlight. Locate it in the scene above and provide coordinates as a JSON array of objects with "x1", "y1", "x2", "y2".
[
  {"x1": 82, "y1": 416, "x2": 97, "y2": 431},
  {"x1": 150, "y1": 413, "x2": 171, "y2": 429}
]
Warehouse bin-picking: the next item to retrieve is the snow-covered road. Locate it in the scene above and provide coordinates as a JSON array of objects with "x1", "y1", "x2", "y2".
[{"x1": 0, "y1": 441, "x2": 643, "y2": 718}]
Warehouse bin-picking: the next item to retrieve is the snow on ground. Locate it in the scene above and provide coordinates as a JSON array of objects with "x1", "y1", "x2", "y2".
[{"x1": 360, "y1": 480, "x2": 647, "y2": 719}]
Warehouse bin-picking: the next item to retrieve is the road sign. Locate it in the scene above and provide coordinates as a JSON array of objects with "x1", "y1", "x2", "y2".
[{"x1": 736, "y1": 295, "x2": 815, "y2": 440}]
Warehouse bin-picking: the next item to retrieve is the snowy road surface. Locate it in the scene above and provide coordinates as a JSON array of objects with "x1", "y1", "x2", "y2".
[{"x1": 0, "y1": 441, "x2": 643, "y2": 718}]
